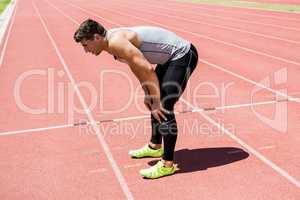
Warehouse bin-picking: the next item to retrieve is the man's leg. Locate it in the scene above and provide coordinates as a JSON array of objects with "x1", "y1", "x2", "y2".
[
  {"x1": 128, "y1": 64, "x2": 166, "y2": 158},
  {"x1": 140, "y1": 46, "x2": 198, "y2": 178},
  {"x1": 159, "y1": 64, "x2": 193, "y2": 163},
  {"x1": 149, "y1": 64, "x2": 167, "y2": 149},
  {"x1": 161, "y1": 45, "x2": 198, "y2": 164}
]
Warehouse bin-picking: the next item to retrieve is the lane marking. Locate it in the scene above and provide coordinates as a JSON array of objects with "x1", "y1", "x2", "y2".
[
  {"x1": 258, "y1": 145, "x2": 275, "y2": 150},
  {"x1": 88, "y1": 168, "x2": 108, "y2": 174},
  {"x1": 123, "y1": 163, "x2": 142, "y2": 169},
  {"x1": 32, "y1": 2, "x2": 134, "y2": 199},
  {"x1": 0, "y1": 123, "x2": 74, "y2": 136}
]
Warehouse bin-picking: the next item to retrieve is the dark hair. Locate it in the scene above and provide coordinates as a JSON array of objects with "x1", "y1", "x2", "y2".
[{"x1": 73, "y1": 19, "x2": 106, "y2": 42}]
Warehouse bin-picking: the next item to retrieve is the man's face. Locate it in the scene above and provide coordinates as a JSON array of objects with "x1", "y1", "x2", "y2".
[{"x1": 80, "y1": 34, "x2": 105, "y2": 56}]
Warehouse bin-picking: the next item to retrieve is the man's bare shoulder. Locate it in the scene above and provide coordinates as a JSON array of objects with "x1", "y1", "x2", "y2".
[{"x1": 107, "y1": 30, "x2": 141, "y2": 48}]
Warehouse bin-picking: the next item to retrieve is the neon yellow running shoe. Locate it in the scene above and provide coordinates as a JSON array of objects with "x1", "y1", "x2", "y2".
[
  {"x1": 139, "y1": 161, "x2": 178, "y2": 179},
  {"x1": 129, "y1": 144, "x2": 163, "y2": 158}
]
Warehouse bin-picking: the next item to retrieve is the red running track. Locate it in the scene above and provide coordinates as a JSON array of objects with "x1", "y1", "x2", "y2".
[{"x1": 0, "y1": 0, "x2": 299, "y2": 199}]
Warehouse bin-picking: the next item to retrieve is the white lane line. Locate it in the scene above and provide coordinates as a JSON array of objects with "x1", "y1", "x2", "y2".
[
  {"x1": 32, "y1": 2, "x2": 134, "y2": 199},
  {"x1": 258, "y1": 145, "x2": 275, "y2": 150},
  {"x1": 193, "y1": 100, "x2": 280, "y2": 113},
  {"x1": 107, "y1": 115, "x2": 149, "y2": 122},
  {"x1": 290, "y1": 98, "x2": 300, "y2": 102},
  {"x1": 0, "y1": 123, "x2": 74, "y2": 136},
  {"x1": 123, "y1": 163, "x2": 143, "y2": 169},
  {"x1": 0, "y1": 0, "x2": 18, "y2": 67},
  {"x1": 88, "y1": 168, "x2": 108, "y2": 174},
  {"x1": 180, "y1": 98, "x2": 300, "y2": 188},
  {"x1": 114, "y1": 2, "x2": 300, "y2": 44},
  {"x1": 66, "y1": 1, "x2": 300, "y2": 67}
]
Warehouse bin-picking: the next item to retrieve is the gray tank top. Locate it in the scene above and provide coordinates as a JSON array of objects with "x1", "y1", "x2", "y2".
[{"x1": 107, "y1": 26, "x2": 191, "y2": 65}]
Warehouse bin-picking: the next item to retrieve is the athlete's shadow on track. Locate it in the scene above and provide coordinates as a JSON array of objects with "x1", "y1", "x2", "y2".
[{"x1": 148, "y1": 147, "x2": 249, "y2": 173}]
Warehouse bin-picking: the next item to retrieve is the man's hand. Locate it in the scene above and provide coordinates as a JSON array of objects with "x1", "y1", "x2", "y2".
[{"x1": 150, "y1": 100, "x2": 167, "y2": 123}]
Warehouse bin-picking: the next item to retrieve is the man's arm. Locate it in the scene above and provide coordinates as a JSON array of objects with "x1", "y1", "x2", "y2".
[{"x1": 108, "y1": 34, "x2": 166, "y2": 122}]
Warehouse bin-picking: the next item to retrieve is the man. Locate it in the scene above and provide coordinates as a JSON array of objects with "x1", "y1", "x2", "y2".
[{"x1": 74, "y1": 19, "x2": 198, "y2": 179}]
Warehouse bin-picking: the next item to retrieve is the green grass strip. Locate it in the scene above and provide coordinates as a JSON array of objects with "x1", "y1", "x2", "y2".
[
  {"x1": 177, "y1": 0, "x2": 300, "y2": 13},
  {"x1": 0, "y1": 0, "x2": 11, "y2": 14}
]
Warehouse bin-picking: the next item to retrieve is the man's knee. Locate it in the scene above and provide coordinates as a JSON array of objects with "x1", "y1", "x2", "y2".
[{"x1": 160, "y1": 85, "x2": 183, "y2": 111}]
